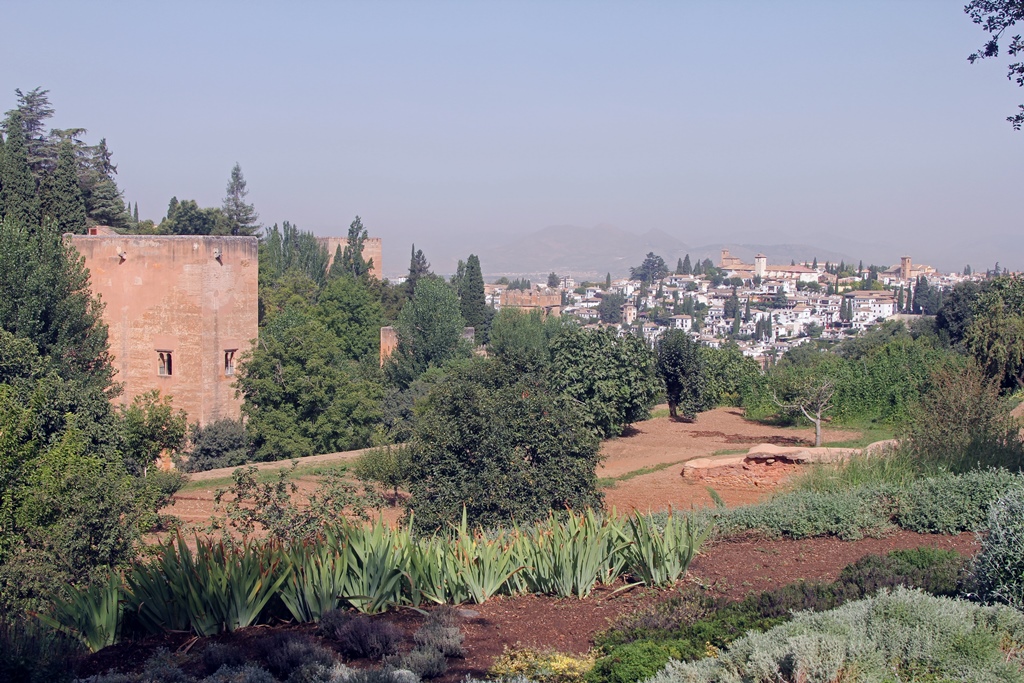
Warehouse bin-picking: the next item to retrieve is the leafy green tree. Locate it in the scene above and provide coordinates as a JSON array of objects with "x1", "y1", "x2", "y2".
[
  {"x1": 46, "y1": 139, "x2": 86, "y2": 234},
  {"x1": 259, "y1": 221, "x2": 329, "y2": 287},
  {"x1": 488, "y1": 308, "x2": 569, "y2": 373},
  {"x1": 547, "y1": 272, "x2": 559, "y2": 288},
  {"x1": 630, "y1": 252, "x2": 669, "y2": 284},
  {"x1": 353, "y1": 443, "x2": 413, "y2": 504},
  {"x1": 340, "y1": 215, "x2": 372, "y2": 278},
  {"x1": 313, "y1": 274, "x2": 384, "y2": 361},
  {"x1": 966, "y1": 0, "x2": 1024, "y2": 129},
  {"x1": 964, "y1": 278, "x2": 1024, "y2": 390},
  {"x1": 408, "y1": 358, "x2": 602, "y2": 530},
  {"x1": 388, "y1": 276, "x2": 467, "y2": 387},
  {"x1": 656, "y1": 330, "x2": 706, "y2": 420},
  {"x1": 117, "y1": 391, "x2": 187, "y2": 478},
  {"x1": 236, "y1": 310, "x2": 385, "y2": 461},
  {"x1": 936, "y1": 280, "x2": 983, "y2": 345},
  {"x1": 548, "y1": 326, "x2": 659, "y2": 438},
  {"x1": 598, "y1": 291, "x2": 625, "y2": 324},
  {"x1": 221, "y1": 162, "x2": 259, "y2": 236},
  {"x1": 158, "y1": 198, "x2": 221, "y2": 235},
  {"x1": 1, "y1": 112, "x2": 39, "y2": 226},
  {"x1": 458, "y1": 254, "x2": 488, "y2": 341}
]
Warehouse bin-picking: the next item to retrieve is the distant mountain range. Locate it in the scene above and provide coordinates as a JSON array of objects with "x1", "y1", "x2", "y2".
[{"x1": 443, "y1": 224, "x2": 860, "y2": 280}]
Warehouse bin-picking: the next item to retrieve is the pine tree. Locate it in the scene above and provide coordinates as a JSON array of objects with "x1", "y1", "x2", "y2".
[
  {"x1": 5, "y1": 87, "x2": 55, "y2": 178},
  {"x1": 0, "y1": 111, "x2": 40, "y2": 226},
  {"x1": 459, "y1": 254, "x2": 487, "y2": 338},
  {"x1": 49, "y1": 139, "x2": 86, "y2": 234},
  {"x1": 85, "y1": 176, "x2": 129, "y2": 228},
  {"x1": 340, "y1": 215, "x2": 371, "y2": 278},
  {"x1": 221, "y1": 163, "x2": 259, "y2": 235}
]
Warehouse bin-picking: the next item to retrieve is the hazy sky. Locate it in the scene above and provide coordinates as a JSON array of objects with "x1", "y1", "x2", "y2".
[{"x1": 3, "y1": 1, "x2": 1022, "y2": 273}]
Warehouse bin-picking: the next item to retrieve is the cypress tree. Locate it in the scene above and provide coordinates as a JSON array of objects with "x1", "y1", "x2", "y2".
[
  {"x1": 328, "y1": 245, "x2": 345, "y2": 279},
  {"x1": 605, "y1": 272, "x2": 611, "y2": 289},
  {"x1": 743, "y1": 298, "x2": 751, "y2": 322},
  {"x1": 50, "y1": 139, "x2": 87, "y2": 234},
  {"x1": 0, "y1": 130, "x2": 5, "y2": 219},
  {"x1": 681, "y1": 254, "x2": 692, "y2": 275},
  {"x1": 675, "y1": 257, "x2": 684, "y2": 275},
  {"x1": 405, "y1": 244, "x2": 431, "y2": 298},
  {"x1": 340, "y1": 215, "x2": 370, "y2": 278},
  {"x1": 731, "y1": 315, "x2": 741, "y2": 336},
  {"x1": 897, "y1": 287, "x2": 904, "y2": 311},
  {"x1": 133, "y1": 202, "x2": 139, "y2": 224},
  {"x1": 459, "y1": 254, "x2": 487, "y2": 338},
  {"x1": 1, "y1": 111, "x2": 40, "y2": 226},
  {"x1": 812, "y1": 256, "x2": 818, "y2": 270}
]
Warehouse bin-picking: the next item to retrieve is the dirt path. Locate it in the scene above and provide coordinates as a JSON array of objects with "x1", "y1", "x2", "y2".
[{"x1": 166, "y1": 408, "x2": 859, "y2": 529}]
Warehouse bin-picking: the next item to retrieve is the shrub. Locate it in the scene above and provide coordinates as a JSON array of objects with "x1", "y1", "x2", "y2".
[
  {"x1": 489, "y1": 647, "x2": 597, "y2": 683},
  {"x1": 974, "y1": 487, "x2": 1024, "y2": 609},
  {"x1": 183, "y1": 419, "x2": 248, "y2": 473},
  {"x1": 646, "y1": 589, "x2": 1024, "y2": 683},
  {"x1": 592, "y1": 548, "x2": 973, "y2": 683},
  {"x1": 284, "y1": 662, "x2": 354, "y2": 683},
  {"x1": 413, "y1": 618, "x2": 465, "y2": 658},
  {"x1": 199, "y1": 664, "x2": 276, "y2": 683},
  {"x1": 353, "y1": 444, "x2": 412, "y2": 503},
  {"x1": 386, "y1": 647, "x2": 447, "y2": 679},
  {"x1": 895, "y1": 469, "x2": 1023, "y2": 533},
  {"x1": 201, "y1": 643, "x2": 247, "y2": 675},
  {"x1": 328, "y1": 616, "x2": 403, "y2": 660},
  {"x1": 139, "y1": 649, "x2": 190, "y2": 683},
  {"x1": 261, "y1": 632, "x2": 335, "y2": 679}
]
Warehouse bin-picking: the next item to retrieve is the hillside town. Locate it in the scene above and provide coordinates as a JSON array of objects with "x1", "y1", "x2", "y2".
[{"x1": 486, "y1": 249, "x2": 991, "y2": 367}]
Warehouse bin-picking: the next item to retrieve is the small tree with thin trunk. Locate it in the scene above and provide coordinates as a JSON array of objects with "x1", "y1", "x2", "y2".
[{"x1": 772, "y1": 376, "x2": 835, "y2": 447}]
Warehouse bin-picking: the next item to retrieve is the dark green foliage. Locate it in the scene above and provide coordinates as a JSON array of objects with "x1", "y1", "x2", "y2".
[
  {"x1": 630, "y1": 252, "x2": 669, "y2": 284},
  {"x1": 221, "y1": 163, "x2": 259, "y2": 236},
  {"x1": 894, "y1": 469, "x2": 1023, "y2": 534},
  {"x1": 547, "y1": 271, "x2": 559, "y2": 288},
  {"x1": 0, "y1": 617, "x2": 81, "y2": 683},
  {"x1": 404, "y1": 244, "x2": 432, "y2": 298},
  {"x1": 487, "y1": 308, "x2": 568, "y2": 373},
  {"x1": 183, "y1": 419, "x2": 248, "y2": 473},
  {"x1": 0, "y1": 112, "x2": 40, "y2": 226},
  {"x1": 260, "y1": 222, "x2": 329, "y2": 289},
  {"x1": 387, "y1": 277, "x2": 467, "y2": 389},
  {"x1": 159, "y1": 198, "x2": 221, "y2": 235},
  {"x1": 408, "y1": 357, "x2": 603, "y2": 530},
  {"x1": 339, "y1": 216, "x2": 372, "y2": 279},
  {"x1": 936, "y1": 279, "x2": 982, "y2": 345},
  {"x1": 457, "y1": 254, "x2": 488, "y2": 341},
  {"x1": 238, "y1": 282, "x2": 384, "y2": 461},
  {"x1": 591, "y1": 548, "x2": 971, "y2": 683},
  {"x1": 47, "y1": 140, "x2": 85, "y2": 234},
  {"x1": 597, "y1": 291, "x2": 625, "y2": 324},
  {"x1": 656, "y1": 330, "x2": 706, "y2": 420},
  {"x1": 966, "y1": 0, "x2": 1024, "y2": 130},
  {"x1": 549, "y1": 326, "x2": 659, "y2": 438}
]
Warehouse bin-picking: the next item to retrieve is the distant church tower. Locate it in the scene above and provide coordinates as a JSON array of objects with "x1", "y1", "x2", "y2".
[
  {"x1": 754, "y1": 254, "x2": 767, "y2": 279},
  {"x1": 901, "y1": 256, "x2": 912, "y2": 281}
]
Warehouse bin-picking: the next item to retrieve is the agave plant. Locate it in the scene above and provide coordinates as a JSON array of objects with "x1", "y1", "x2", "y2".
[
  {"x1": 622, "y1": 513, "x2": 709, "y2": 586},
  {"x1": 278, "y1": 529, "x2": 352, "y2": 622},
  {"x1": 38, "y1": 571, "x2": 122, "y2": 652}
]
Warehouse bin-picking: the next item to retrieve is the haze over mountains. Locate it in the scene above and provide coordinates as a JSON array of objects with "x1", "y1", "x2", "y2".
[
  {"x1": 423, "y1": 224, "x2": 863, "y2": 280},
  {"x1": 409, "y1": 223, "x2": 1014, "y2": 281}
]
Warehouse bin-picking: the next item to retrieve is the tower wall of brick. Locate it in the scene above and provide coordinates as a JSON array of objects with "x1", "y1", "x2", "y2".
[{"x1": 69, "y1": 234, "x2": 259, "y2": 425}]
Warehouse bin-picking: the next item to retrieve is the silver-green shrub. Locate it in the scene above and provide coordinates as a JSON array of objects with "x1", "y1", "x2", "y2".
[
  {"x1": 974, "y1": 487, "x2": 1024, "y2": 610},
  {"x1": 644, "y1": 588, "x2": 1024, "y2": 683}
]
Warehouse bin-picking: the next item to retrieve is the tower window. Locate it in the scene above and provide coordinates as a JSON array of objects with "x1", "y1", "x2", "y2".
[
  {"x1": 224, "y1": 349, "x2": 236, "y2": 376},
  {"x1": 158, "y1": 351, "x2": 173, "y2": 376}
]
